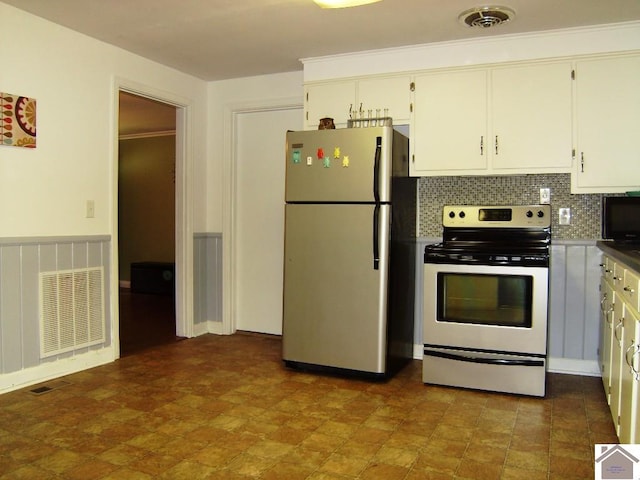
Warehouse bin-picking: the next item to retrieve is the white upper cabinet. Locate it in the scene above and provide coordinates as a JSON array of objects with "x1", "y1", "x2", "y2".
[
  {"x1": 491, "y1": 62, "x2": 573, "y2": 172},
  {"x1": 412, "y1": 69, "x2": 488, "y2": 174},
  {"x1": 572, "y1": 54, "x2": 640, "y2": 193},
  {"x1": 411, "y1": 61, "x2": 573, "y2": 176},
  {"x1": 303, "y1": 50, "x2": 640, "y2": 188},
  {"x1": 357, "y1": 76, "x2": 412, "y2": 125},
  {"x1": 304, "y1": 75, "x2": 411, "y2": 130},
  {"x1": 304, "y1": 81, "x2": 354, "y2": 129}
]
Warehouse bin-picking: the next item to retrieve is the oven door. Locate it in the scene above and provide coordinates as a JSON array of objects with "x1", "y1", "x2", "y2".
[{"x1": 423, "y1": 262, "x2": 548, "y2": 355}]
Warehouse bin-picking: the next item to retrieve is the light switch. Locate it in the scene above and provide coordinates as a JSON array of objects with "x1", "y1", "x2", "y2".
[{"x1": 86, "y1": 200, "x2": 95, "y2": 218}]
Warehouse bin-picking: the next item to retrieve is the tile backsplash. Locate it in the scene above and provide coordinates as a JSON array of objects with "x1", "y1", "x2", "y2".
[{"x1": 418, "y1": 173, "x2": 606, "y2": 240}]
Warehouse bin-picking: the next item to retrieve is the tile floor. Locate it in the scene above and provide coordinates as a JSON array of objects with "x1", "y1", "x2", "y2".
[{"x1": 0, "y1": 333, "x2": 618, "y2": 479}]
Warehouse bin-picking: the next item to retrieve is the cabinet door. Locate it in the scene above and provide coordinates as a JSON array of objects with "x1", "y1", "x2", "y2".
[
  {"x1": 358, "y1": 76, "x2": 411, "y2": 125},
  {"x1": 632, "y1": 310, "x2": 640, "y2": 443},
  {"x1": 619, "y1": 304, "x2": 639, "y2": 443},
  {"x1": 623, "y1": 268, "x2": 640, "y2": 313},
  {"x1": 573, "y1": 54, "x2": 640, "y2": 192},
  {"x1": 600, "y1": 277, "x2": 615, "y2": 403},
  {"x1": 304, "y1": 81, "x2": 355, "y2": 129},
  {"x1": 604, "y1": 256, "x2": 616, "y2": 283},
  {"x1": 412, "y1": 69, "x2": 488, "y2": 175},
  {"x1": 610, "y1": 293, "x2": 625, "y2": 436},
  {"x1": 491, "y1": 62, "x2": 573, "y2": 172}
]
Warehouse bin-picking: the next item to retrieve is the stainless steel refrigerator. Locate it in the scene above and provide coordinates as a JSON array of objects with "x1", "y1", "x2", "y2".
[{"x1": 282, "y1": 126, "x2": 416, "y2": 379}]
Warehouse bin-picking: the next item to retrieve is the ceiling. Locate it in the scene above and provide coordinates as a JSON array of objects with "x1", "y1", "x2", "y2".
[
  {"x1": 9, "y1": 0, "x2": 640, "y2": 136},
  {"x1": 5, "y1": 0, "x2": 640, "y2": 81}
]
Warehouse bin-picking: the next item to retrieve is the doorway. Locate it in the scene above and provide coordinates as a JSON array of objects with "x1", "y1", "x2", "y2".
[{"x1": 117, "y1": 91, "x2": 182, "y2": 355}]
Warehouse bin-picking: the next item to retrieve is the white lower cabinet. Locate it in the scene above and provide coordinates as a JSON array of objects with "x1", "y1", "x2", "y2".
[
  {"x1": 619, "y1": 304, "x2": 639, "y2": 443},
  {"x1": 600, "y1": 253, "x2": 640, "y2": 442},
  {"x1": 600, "y1": 276, "x2": 614, "y2": 404}
]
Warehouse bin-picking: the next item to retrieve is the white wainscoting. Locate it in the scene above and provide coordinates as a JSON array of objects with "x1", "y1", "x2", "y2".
[
  {"x1": 193, "y1": 233, "x2": 224, "y2": 334},
  {"x1": 0, "y1": 236, "x2": 113, "y2": 393},
  {"x1": 547, "y1": 241, "x2": 602, "y2": 376},
  {"x1": 195, "y1": 235, "x2": 602, "y2": 376}
]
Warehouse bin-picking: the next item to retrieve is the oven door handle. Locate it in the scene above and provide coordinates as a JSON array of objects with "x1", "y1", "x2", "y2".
[{"x1": 424, "y1": 349, "x2": 545, "y2": 367}]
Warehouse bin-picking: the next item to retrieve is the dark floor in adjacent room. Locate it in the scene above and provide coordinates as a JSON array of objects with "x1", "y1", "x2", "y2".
[
  {"x1": 118, "y1": 288, "x2": 182, "y2": 356},
  {"x1": 0, "y1": 330, "x2": 618, "y2": 479}
]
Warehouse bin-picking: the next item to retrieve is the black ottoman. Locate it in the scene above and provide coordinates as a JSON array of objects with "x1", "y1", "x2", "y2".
[{"x1": 130, "y1": 262, "x2": 175, "y2": 295}]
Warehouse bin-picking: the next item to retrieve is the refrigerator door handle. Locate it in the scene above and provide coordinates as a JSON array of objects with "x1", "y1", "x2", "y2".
[
  {"x1": 373, "y1": 136, "x2": 381, "y2": 203},
  {"x1": 373, "y1": 205, "x2": 380, "y2": 270}
]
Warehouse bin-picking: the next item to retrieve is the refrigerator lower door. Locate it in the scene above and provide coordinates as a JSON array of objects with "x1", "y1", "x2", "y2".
[{"x1": 282, "y1": 203, "x2": 390, "y2": 374}]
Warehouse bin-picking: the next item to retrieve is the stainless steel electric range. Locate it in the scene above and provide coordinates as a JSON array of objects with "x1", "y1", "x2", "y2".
[{"x1": 422, "y1": 205, "x2": 551, "y2": 397}]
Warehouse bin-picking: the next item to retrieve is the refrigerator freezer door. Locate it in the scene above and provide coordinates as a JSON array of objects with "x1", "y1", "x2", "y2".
[
  {"x1": 282, "y1": 203, "x2": 390, "y2": 374},
  {"x1": 285, "y1": 127, "x2": 394, "y2": 203}
]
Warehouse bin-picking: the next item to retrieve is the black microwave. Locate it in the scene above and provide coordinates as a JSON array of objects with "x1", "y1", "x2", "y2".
[{"x1": 602, "y1": 196, "x2": 640, "y2": 243}]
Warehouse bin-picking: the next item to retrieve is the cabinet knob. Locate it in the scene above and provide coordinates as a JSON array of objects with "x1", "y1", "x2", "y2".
[{"x1": 624, "y1": 286, "x2": 635, "y2": 294}]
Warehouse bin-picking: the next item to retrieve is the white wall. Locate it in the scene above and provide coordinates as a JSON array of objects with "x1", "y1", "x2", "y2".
[
  {"x1": 0, "y1": 3, "x2": 209, "y2": 237},
  {"x1": 206, "y1": 71, "x2": 304, "y2": 232},
  {"x1": 0, "y1": 3, "x2": 210, "y2": 391}
]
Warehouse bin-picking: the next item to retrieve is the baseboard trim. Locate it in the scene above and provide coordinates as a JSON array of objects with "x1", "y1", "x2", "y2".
[
  {"x1": 547, "y1": 357, "x2": 600, "y2": 377},
  {"x1": 0, "y1": 347, "x2": 116, "y2": 394},
  {"x1": 200, "y1": 320, "x2": 227, "y2": 336},
  {"x1": 413, "y1": 343, "x2": 423, "y2": 360}
]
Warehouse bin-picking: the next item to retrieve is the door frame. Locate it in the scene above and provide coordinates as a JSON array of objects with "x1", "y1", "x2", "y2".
[
  {"x1": 222, "y1": 98, "x2": 302, "y2": 335},
  {"x1": 112, "y1": 78, "x2": 195, "y2": 356}
]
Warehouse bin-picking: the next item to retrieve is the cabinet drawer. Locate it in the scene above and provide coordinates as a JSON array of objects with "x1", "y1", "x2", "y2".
[
  {"x1": 603, "y1": 256, "x2": 617, "y2": 283},
  {"x1": 623, "y1": 269, "x2": 640, "y2": 312},
  {"x1": 613, "y1": 261, "x2": 625, "y2": 288}
]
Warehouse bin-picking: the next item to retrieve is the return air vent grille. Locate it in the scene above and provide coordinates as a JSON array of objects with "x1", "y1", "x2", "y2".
[{"x1": 39, "y1": 267, "x2": 105, "y2": 358}]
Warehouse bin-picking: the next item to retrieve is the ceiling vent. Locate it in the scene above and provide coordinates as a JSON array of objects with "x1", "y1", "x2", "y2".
[{"x1": 458, "y1": 6, "x2": 515, "y2": 28}]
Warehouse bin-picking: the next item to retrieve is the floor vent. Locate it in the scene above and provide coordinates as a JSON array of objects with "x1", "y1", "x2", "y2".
[
  {"x1": 29, "y1": 380, "x2": 71, "y2": 395},
  {"x1": 39, "y1": 267, "x2": 105, "y2": 358}
]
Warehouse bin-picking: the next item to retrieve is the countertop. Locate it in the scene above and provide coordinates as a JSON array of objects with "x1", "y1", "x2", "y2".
[{"x1": 597, "y1": 240, "x2": 640, "y2": 273}]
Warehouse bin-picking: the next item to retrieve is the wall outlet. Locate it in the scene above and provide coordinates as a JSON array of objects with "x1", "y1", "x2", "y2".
[
  {"x1": 559, "y1": 207, "x2": 571, "y2": 225},
  {"x1": 540, "y1": 187, "x2": 551, "y2": 204}
]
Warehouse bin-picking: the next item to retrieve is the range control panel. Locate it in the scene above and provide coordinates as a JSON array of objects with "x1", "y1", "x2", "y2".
[{"x1": 442, "y1": 205, "x2": 551, "y2": 228}]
